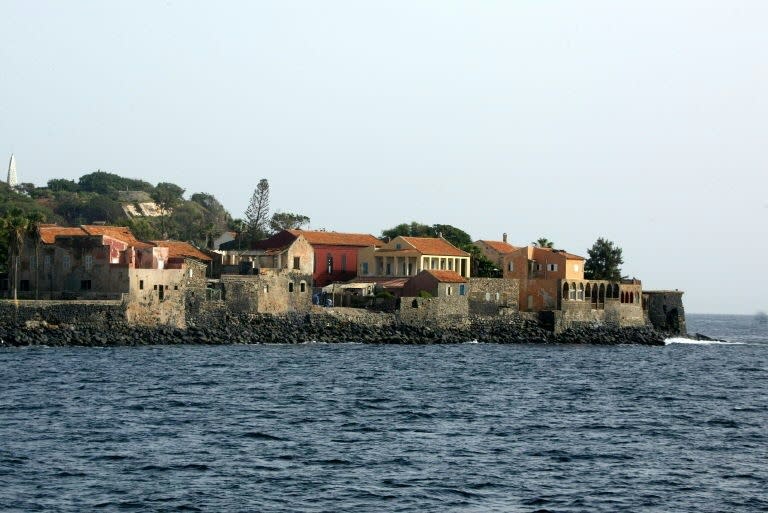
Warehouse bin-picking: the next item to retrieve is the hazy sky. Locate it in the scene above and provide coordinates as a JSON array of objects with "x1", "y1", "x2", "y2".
[{"x1": 2, "y1": 1, "x2": 766, "y2": 314}]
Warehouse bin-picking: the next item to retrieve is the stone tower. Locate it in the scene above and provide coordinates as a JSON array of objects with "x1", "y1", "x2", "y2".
[{"x1": 7, "y1": 154, "x2": 18, "y2": 187}]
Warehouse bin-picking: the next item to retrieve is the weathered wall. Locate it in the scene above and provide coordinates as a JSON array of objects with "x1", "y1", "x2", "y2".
[
  {"x1": 124, "y1": 268, "x2": 186, "y2": 327},
  {"x1": 221, "y1": 271, "x2": 312, "y2": 315},
  {"x1": 397, "y1": 296, "x2": 469, "y2": 327},
  {"x1": 643, "y1": 290, "x2": 686, "y2": 335},
  {"x1": 0, "y1": 300, "x2": 126, "y2": 328},
  {"x1": 468, "y1": 278, "x2": 519, "y2": 316}
]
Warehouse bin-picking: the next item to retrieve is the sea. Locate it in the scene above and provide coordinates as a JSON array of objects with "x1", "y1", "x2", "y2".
[{"x1": 1, "y1": 314, "x2": 766, "y2": 513}]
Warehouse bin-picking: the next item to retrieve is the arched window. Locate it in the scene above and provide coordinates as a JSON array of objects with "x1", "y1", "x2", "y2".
[
  {"x1": 585, "y1": 283, "x2": 592, "y2": 298},
  {"x1": 577, "y1": 283, "x2": 584, "y2": 301},
  {"x1": 599, "y1": 284, "x2": 605, "y2": 302},
  {"x1": 613, "y1": 284, "x2": 620, "y2": 299},
  {"x1": 569, "y1": 282, "x2": 577, "y2": 300},
  {"x1": 562, "y1": 282, "x2": 569, "y2": 300}
]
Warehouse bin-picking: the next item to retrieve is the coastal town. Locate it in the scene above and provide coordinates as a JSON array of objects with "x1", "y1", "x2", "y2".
[{"x1": 1, "y1": 156, "x2": 686, "y2": 343}]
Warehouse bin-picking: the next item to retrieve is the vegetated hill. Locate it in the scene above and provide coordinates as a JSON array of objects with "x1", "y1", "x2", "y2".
[{"x1": 6, "y1": 170, "x2": 233, "y2": 248}]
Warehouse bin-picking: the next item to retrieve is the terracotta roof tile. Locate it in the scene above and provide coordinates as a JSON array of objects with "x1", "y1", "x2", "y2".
[
  {"x1": 38, "y1": 225, "x2": 87, "y2": 244},
  {"x1": 81, "y1": 225, "x2": 153, "y2": 249},
  {"x1": 477, "y1": 240, "x2": 517, "y2": 254},
  {"x1": 151, "y1": 240, "x2": 212, "y2": 261},
  {"x1": 288, "y1": 230, "x2": 382, "y2": 247},
  {"x1": 423, "y1": 270, "x2": 467, "y2": 283},
  {"x1": 400, "y1": 237, "x2": 469, "y2": 257}
]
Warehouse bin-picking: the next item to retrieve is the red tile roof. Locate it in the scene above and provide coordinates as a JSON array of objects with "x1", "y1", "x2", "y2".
[
  {"x1": 477, "y1": 240, "x2": 517, "y2": 254},
  {"x1": 423, "y1": 270, "x2": 467, "y2": 283},
  {"x1": 400, "y1": 237, "x2": 469, "y2": 257},
  {"x1": 151, "y1": 240, "x2": 212, "y2": 261},
  {"x1": 288, "y1": 230, "x2": 382, "y2": 247}
]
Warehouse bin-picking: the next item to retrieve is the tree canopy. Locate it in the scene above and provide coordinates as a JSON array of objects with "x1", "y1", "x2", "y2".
[
  {"x1": 584, "y1": 237, "x2": 624, "y2": 281},
  {"x1": 270, "y1": 211, "x2": 310, "y2": 232},
  {"x1": 244, "y1": 179, "x2": 271, "y2": 241},
  {"x1": 533, "y1": 237, "x2": 555, "y2": 248}
]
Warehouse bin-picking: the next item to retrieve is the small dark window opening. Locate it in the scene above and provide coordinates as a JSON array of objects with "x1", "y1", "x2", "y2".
[
  {"x1": 300, "y1": 282, "x2": 306, "y2": 292},
  {"x1": 81, "y1": 280, "x2": 92, "y2": 290},
  {"x1": 341, "y1": 254, "x2": 347, "y2": 272},
  {"x1": 289, "y1": 282, "x2": 294, "y2": 292},
  {"x1": 139, "y1": 280, "x2": 144, "y2": 290},
  {"x1": 174, "y1": 285, "x2": 178, "y2": 290},
  {"x1": 158, "y1": 287, "x2": 164, "y2": 300},
  {"x1": 293, "y1": 256, "x2": 300, "y2": 270},
  {"x1": 154, "y1": 284, "x2": 158, "y2": 290}
]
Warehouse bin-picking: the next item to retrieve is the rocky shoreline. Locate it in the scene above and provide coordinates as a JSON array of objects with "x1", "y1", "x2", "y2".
[{"x1": 0, "y1": 312, "x2": 669, "y2": 347}]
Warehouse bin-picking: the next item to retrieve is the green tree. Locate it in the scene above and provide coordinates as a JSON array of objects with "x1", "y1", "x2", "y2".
[
  {"x1": 533, "y1": 238, "x2": 554, "y2": 248},
  {"x1": 1, "y1": 208, "x2": 30, "y2": 301},
  {"x1": 244, "y1": 179, "x2": 270, "y2": 242},
  {"x1": 269, "y1": 211, "x2": 310, "y2": 232},
  {"x1": 584, "y1": 237, "x2": 624, "y2": 281},
  {"x1": 381, "y1": 221, "x2": 433, "y2": 240},
  {"x1": 151, "y1": 182, "x2": 185, "y2": 237},
  {"x1": 47, "y1": 178, "x2": 80, "y2": 192},
  {"x1": 79, "y1": 170, "x2": 153, "y2": 195}
]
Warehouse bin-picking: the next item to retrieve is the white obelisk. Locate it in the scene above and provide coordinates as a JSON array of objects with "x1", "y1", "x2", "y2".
[{"x1": 7, "y1": 154, "x2": 18, "y2": 187}]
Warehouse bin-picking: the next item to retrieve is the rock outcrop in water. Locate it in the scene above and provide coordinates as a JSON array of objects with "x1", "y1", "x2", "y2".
[{"x1": 0, "y1": 312, "x2": 666, "y2": 347}]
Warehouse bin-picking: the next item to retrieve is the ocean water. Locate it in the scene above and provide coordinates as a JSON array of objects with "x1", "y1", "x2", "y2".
[{"x1": 0, "y1": 314, "x2": 766, "y2": 512}]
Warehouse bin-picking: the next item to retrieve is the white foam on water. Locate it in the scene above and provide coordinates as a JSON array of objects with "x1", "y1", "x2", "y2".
[{"x1": 664, "y1": 337, "x2": 745, "y2": 346}]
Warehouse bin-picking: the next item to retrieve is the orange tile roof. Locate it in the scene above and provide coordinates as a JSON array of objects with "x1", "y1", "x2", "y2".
[
  {"x1": 151, "y1": 240, "x2": 212, "y2": 261},
  {"x1": 288, "y1": 230, "x2": 382, "y2": 247},
  {"x1": 423, "y1": 270, "x2": 467, "y2": 283},
  {"x1": 477, "y1": 240, "x2": 517, "y2": 254},
  {"x1": 400, "y1": 237, "x2": 469, "y2": 257},
  {"x1": 82, "y1": 225, "x2": 153, "y2": 249},
  {"x1": 38, "y1": 225, "x2": 87, "y2": 244}
]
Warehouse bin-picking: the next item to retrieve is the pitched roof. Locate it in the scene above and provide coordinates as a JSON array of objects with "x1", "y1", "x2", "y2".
[
  {"x1": 530, "y1": 246, "x2": 586, "y2": 261},
  {"x1": 38, "y1": 225, "x2": 87, "y2": 244},
  {"x1": 400, "y1": 237, "x2": 469, "y2": 257},
  {"x1": 422, "y1": 270, "x2": 467, "y2": 283},
  {"x1": 251, "y1": 230, "x2": 300, "y2": 251},
  {"x1": 151, "y1": 240, "x2": 212, "y2": 261},
  {"x1": 477, "y1": 240, "x2": 517, "y2": 254},
  {"x1": 81, "y1": 225, "x2": 154, "y2": 249},
  {"x1": 288, "y1": 230, "x2": 382, "y2": 247}
]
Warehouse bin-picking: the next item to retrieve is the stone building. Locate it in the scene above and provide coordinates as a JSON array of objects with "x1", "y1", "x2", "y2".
[
  {"x1": 401, "y1": 269, "x2": 468, "y2": 298},
  {"x1": 467, "y1": 277, "x2": 520, "y2": 316},
  {"x1": 219, "y1": 269, "x2": 312, "y2": 315}
]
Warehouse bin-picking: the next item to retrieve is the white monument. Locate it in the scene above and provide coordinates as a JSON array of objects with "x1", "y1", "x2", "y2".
[{"x1": 7, "y1": 154, "x2": 18, "y2": 187}]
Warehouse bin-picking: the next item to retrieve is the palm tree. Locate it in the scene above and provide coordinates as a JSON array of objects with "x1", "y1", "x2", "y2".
[
  {"x1": 25, "y1": 211, "x2": 46, "y2": 299},
  {"x1": 533, "y1": 237, "x2": 554, "y2": 248},
  {"x1": 2, "y1": 208, "x2": 30, "y2": 302}
]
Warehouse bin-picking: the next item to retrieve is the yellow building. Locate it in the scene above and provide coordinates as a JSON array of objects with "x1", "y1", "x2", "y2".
[{"x1": 358, "y1": 236, "x2": 471, "y2": 279}]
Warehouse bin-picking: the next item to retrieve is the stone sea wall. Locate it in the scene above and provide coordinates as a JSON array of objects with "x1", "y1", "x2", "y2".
[{"x1": 0, "y1": 304, "x2": 666, "y2": 347}]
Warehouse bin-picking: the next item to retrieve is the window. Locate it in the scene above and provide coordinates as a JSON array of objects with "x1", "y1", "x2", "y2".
[
  {"x1": 447, "y1": 286, "x2": 453, "y2": 296},
  {"x1": 395, "y1": 243, "x2": 402, "y2": 250},
  {"x1": 62, "y1": 254, "x2": 71, "y2": 271},
  {"x1": 547, "y1": 263, "x2": 558, "y2": 272},
  {"x1": 84, "y1": 254, "x2": 93, "y2": 270},
  {"x1": 81, "y1": 280, "x2": 92, "y2": 290},
  {"x1": 300, "y1": 281, "x2": 306, "y2": 292},
  {"x1": 289, "y1": 282, "x2": 294, "y2": 292},
  {"x1": 341, "y1": 254, "x2": 347, "y2": 272},
  {"x1": 264, "y1": 284, "x2": 269, "y2": 293},
  {"x1": 293, "y1": 257, "x2": 301, "y2": 270},
  {"x1": 459, "y1": 284, "x2": 465, "y2": 296},
  {"x1": 362, "y1": 262, "x2": 369, "y2": 275},
  {"x1": 174, "y1": 285, "x2": 178, "y2": 290},
  {"x1": 485, "y1": 292, "x2": 491, "y2": 301},
  {"x1": 189, "y1": 269, "x2": 193, "y2": 277},
  {"x1": 139, "y1": 280, "x2": 144, "y2": 290},
  {"x1": 573, "y1": 264, "x2": 579, "y2": 272},
  {"x1": 386, "y1": 263, "x2": 391, "y2": 275},
  {"x1": 326, "y1": 254, "x2": 333, "y2": 275},
  {"x1": 508, "y1": 262, "x2": 514, "y2": 272}
]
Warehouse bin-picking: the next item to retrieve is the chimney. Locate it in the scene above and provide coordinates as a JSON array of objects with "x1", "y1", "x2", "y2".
[{"x1": 503, "y1": 233, "x2": 508, "y2": 243}]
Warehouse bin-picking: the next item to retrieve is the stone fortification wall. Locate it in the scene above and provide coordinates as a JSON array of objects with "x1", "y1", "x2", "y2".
[
  {"x1": 468, "y1": 278, "x2": 519, "y2": 316},
  {"x1": 397, "y1": 296, "x2": 469, "y2": 327},
  {"x1": 644, "y1": 291, "x2": 686, "y2": 335},
  {"x1": 554, "y1": 299, "x2": 647, "y2": 334},
  {"x1": 0, "y1": 300, "x2": 126, "y2": 328}
]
